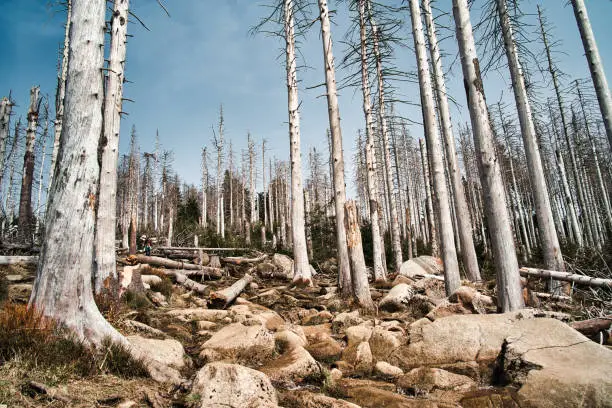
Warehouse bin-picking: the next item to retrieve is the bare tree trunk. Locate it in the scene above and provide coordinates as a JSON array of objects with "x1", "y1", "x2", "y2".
[
  {"x1": 452, "y1": 0, "x2": 524, "y2": 311},
  {"x1": 409, "y1": 0, "x2": 460, "y2": 295},
  {"x1": 422, "y1": 0, "x2": 480, "y2": 281},
  {"x1": 35, "y1": 103, "x2": 49, "y2": 236},
  {"x1": 95, "y1": 0, "x2": 129, "y2": 293},
  {"x1": 419, "y1": 139, "x2": 438, "y2": 256},
  {"x1": 249, "y1": 133, "x2": 256, "y2": 226},
  {"x1": 18, "y1": 87, "x2": 40, "y2": 243},
  {"x1": 318, "y1": 0, "x2": 352, "y2": 295},
  {"x1": 0, "y1": 97, "x2": 13, "y2": 192},
  {"x1": 369, "y1": 10, "x2": 403, "y2": 271},
  {"x1": 571, "y1": 0, "x2": 612, "y2": 151},
  {"x1": 344, "y1": 200, "x2": 373, "y2": 309},
  {"x1": 167, "y1": 206, "x2": 173, "y2": 247},
  {"x1": 48, "y1": 0, "x2": 71, "y2": 195},
  {"x1": 30, "y1": 0, "x2": 126, "y2": 346},
  {"x1": 358, "y1": 0, "x2": 385, "y2": 282},
  {"x1": 283, "y1": 0, "x2": 312, "y2": 286},
  {"x1": 201, "y1": 147, "x2": 208, "y2": 228},
  {"x1": 304, "y1": 190, "x2": 313, "y2": 260}
]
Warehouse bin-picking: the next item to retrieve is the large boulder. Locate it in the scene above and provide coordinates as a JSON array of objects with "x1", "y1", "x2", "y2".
[
  {"x1": 200, "y1": 323, "x2": 275, "y2": 364},
  {"x1": 191, "y1": 362, "x2": 278, "y2": 408},
  {"x1": 332, "y1": 311, "x2": 364, "y2": 333},
  {"x1": 272, "y1": 254, "x2": 294, "y2": 278},
  {"x1": 128, "y1": 336, "x2": 188, "y2": 385},
  {"x1": 166, "y1": 308, "x2": 229, "y2": 322},
  {"x1": 368, "y1": 327, "x2": 404, "y2": 362},
  {"x1": 448, "y1": 286, "x2": 494, "y2": 314},
  {"x1": 397, "y1": 367, "x2": 476, "y2": 395},
  {"x1": 388, "y1": 311, "x2": 612, "y2": 407},
  {"x1": 259, "y1": 346, "x2": 321, "y2": 385},
  {"x1": 398, "y1": 256, "x2": 443, "y2": 279}
]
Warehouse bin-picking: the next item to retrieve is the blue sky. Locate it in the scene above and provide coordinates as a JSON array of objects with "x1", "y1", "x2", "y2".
[{"x1": 1, "y1": 0, "x2": 611, "y2": 198}]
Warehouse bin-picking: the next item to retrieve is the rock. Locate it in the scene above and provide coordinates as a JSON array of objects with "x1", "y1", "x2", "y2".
[
  {"x1": 6, "y1": 274, "x2": 27, "y2": 283},
  {"x1": 460, "y1": 388, "x2": 520, "y2": 408},
  {"x1": 117, "y1": 401, "x2": 137, "y2": 408},
  {"x1": 305, "y1": 332, "x2": 343, "y2": 362},
  {"x1": 255, "y1": 262, "x2": 279, "y2": 279},
  {"x1": 397, "y1": 367, "x2": 476, "y2": 395},
  {"x1": 368, "y1": 327, "x2": 403, "y2": 362},
  {"x1": 141, "y1": 274, "x2": 162, "y2": 286},
  {"x1": 425, "y1": 301, "x2": 472, "y2": 321},
  {"x1": 332, "y1": 311, "x2": 364, "y2": 333},
  {"x1": 275, "y1": 329, "x2": 307, "y2": 352},
  {"x1": 166, "y1": 308, "x2": 228, "y2": 322},
  {"x1": 260, "y1": 346, "x2": 321, "y2": 385},
  {"x1": 449, "y1": 286, "x2": 494, "y2": 314},
  {"x1": 378, "y1": 284, "x2": 414, "y2": 312},
  {"x1": 503, "y1": 318, "x2": 612, "y2": 408},
  {"x1": 345, "y1": 325, "x2": 373, "y2": 347},
  {"x1": 342, "y1": 342, "x2": 373, "y2": 375},
  {"x1": 330, "y1": 368, "x2": 343, "y2": 381},
  {"x1": 412, "y1": 277, "x2": 447, "y2": 300},
  {"x1": 302, "y1": 310, "x2": 334, "y2": 325},
  {"x1": 196, "y1": 321, "x2": 217, "y2": 331},
  {"x1": 200, "y1": 323, "x2": 275, "y2": 364},
  {"x1": 8, "y1": 283, "x2": 32, "y2": 301},
  {"x1": 123, "y1": 320, "x2": 166, "y2": 338},
  {"x1": 272, "y1": 254, "x2": 294, "y2": 278},
  {"x1": 128, "y1": 336, "x2": 188, "y2": 370},
  {"x1": 399, "y1": 256, "x2": 443, "y2": 278},
  {"x1": 388, "y1": 309, "x2": 612, "y2": 402},
  {"x1": 374, "y1": 361, "x2": 403, "y2": 379},
  {"x1": 191, "y1": 362, "x2": 278, "y2": 408},
  {"x1": 280, "y1": 391, "x2": 360, "y2": 408},
  {"x1": 338, "y1": 378, "x2": 430, "y2": 408},
  {"x1": 391, "y1": 275, "x2": 414, "y2": 287},
  {"x1": 128, "y1": 336, "x2": 188, "y2": 385},
  {"x1": 248, "y1": 282, "x2": 259, "y2": 291}
]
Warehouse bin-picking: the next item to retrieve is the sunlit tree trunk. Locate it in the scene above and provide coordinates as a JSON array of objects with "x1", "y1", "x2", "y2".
[
  {"x1": 0, "y1": 97, "x2": 13, "y2": 194},
  {"x1": 368, "y1": 10, "x2": 403, "y2": 271},
  {"x1": 318, "y1": 0, "x2": 352, "y2": 295},
  {"x1": 30, "y1": 0, "x2": 126, "y2": 345},
  {"x1": 358, "y1": 0, "x2": 385, "y2": 282},
  {"x1": 284, "y1": 0, "x2": 311, "y2": 285},
  {"x1": 452, "y1": 0, "x2": 523, "y2": 311},
  {"x1": 95, "y1": 0, "x2": 129, "y2": 292},
  {"x1": 409, "y1": 0, "x2": 460, "y2": 294},
  {"x1": 571, "y1": 0, "x2": 612, "y2": 151},
  {"x1": 422, "y1": 0, "x2": 480, "y2": 281},
  {"x1": 419, "y1": 138, "x2": 438, "y2": 256}
]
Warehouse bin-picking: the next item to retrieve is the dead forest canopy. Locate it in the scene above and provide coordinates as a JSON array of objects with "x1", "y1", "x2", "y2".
[{"x1": 0, "y1": 0, "x2": 612, "y2": 406}]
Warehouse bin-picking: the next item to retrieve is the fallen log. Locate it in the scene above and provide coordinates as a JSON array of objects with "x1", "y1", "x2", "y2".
[
  {"x1": 534, "y1": 292, "x2": 571, "y2": 301},
  {"x1": 176, "y1": 268, "x2": 223, "y2": 279},
  {"x1": 129, "y1": 255, "x2": 201, "y2": 271},
  {"x1": 208, "y1": 274, "x2": 253, "y2": 309},
  {"x1": 0, "y1": 255, "x2": 38, "y2": 265},
  {"x1": 163, "y1": 270, "x2": 208, "y2": 295},
  {"x1": 157, "y1": 247, "x2": 249, "y2": 251},
  {"x1": 519, "y1": 267, "x2": 612, "y2": 288},
  {"x1": 221, "y1": 254, "x2": 267, "y2": 265},
  {"x1": 570, "y1": 315, "x2": 612, "y2": 337}
]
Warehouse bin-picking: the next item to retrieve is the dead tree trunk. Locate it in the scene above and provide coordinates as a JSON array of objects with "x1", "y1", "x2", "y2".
[
  {"x1": 283, "y1": 0, "x2": 312, "y2": 286},
  {"x1": 95, "y1": 0, "x2": 129, "y2": 293},
  {"x1": 571, "y1": 0, "x2": 612, "y2": 151},
  {"x1": 452, "y1": 0, "x2": 524, "y2": 311},
  {"x1": 29, "y1": 0, "x2": 126, "y2": 346},
  {"x1": 18, "y1": 86, "x2": 40, "y2": 243},
  {"x1": 422, "y1": 0, "x2": 480, "y2": 281},
  {"x1": 318, "y1": 0, "x2": 352, "y2": 296},
  {"x1": 419, "y1": 138, "x2": 438, "y2": 256},
  {"x1": 344, "y1": 200, "x2": 374, "y2": 309},
  {"x1": 209, "y1": 274, "x2": 253, "y2": 309},
  {"x1": 0, "y1": 97, "x2": 13, "y2": 192},
  {"x1": 358, "y1": 0, "x2": 385, "y2": 282}
]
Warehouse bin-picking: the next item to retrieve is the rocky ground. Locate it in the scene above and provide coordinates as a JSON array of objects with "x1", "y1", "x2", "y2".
[{"x1": 2, "y1": 253, "x2": 612, "y2": 407}]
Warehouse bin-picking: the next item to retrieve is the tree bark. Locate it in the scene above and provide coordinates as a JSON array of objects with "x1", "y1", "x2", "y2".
[
  {"x1": 284, "y1": 0, "x2": 312, "y2": 287},
  {"x1": 519, "y1": 267, "x2": 612, "y2": 288},
  {"x1": 95, "y1": 0, "x2": 129, "y2": 293},
  {"x1": 419, "y1": 138, "x2": 438, "y2": 256},
  {"x1": 0, "y1": 97, "x2": 13, "y2": 191},
  {"x1": 318, "y1": 0, "x2": 352, "y2": 296},
  {"x1": 452, "y1": 0, "x2": 524, "y2": 312},
  {"x1": 358, "y1": 0, "x2": 385, "y2": 282},
  {"x1": 29, "y1": 0, "x2": 126, "y2": 346},
  {"x1": 208, "y1": 274, "x2": 253, "y2": 309},
  {"x1": 18, "y1": 86, "x2": 40, "y2": 243},
  {"x1": 422, "y1": 0, "x2": 480, "y2": 282},
  {"x1": 571, "y1": 0, "x2": 612, "y2": 151},
  {"x1": 344, "y1": 200, "x2": 374, "y2": 309},
  {"x1": 368, "y1": 8, "x2": 403, "y2": 272},
  {"x1": 409, "y1": 0, "x2": 460, "y2": 295}
]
